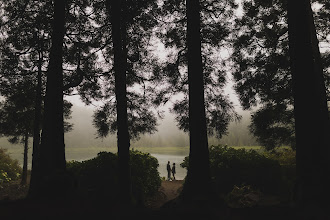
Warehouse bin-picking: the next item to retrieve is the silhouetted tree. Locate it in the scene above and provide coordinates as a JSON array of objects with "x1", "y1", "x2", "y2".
[
  {"x1": 35, "y1": 0, "x2": 67, "y2": 197},
  {"x1": 231, "y1": 0, "x2": 329, "y2": 150},
  {"x1": 287, "y1": 0, "x2": 330, "y2": 208},
  {"x1": 0, "y1": 0, "x2": 50, "y2": 187},
  {"x1": 0, "y1": 85, "x2": 73, "y2": 186},
  {"x1": 0, "y1": 0, "x2": 92, "y2": 197},
  {"x1": 102, "y1": 0, "x2": 160, "y2": 204},
  {"x1": 0, "y1": 81, "x2": 35, "y2": 185},
  {"x1": 105, "y1": 0, "x2": 132, "y2": 204},
  {"x1": 180, "y1": 0, "x2": 212, "y2": 201},
  {"x1": 29, "y1": 41, "x2": 44, "y2": 196},
  {"x1": 90, "y1": 0, "x2": 161, "y2": 141},
  {"x1": 156, "y1": 0, "x2": 240, "y2": 139}
]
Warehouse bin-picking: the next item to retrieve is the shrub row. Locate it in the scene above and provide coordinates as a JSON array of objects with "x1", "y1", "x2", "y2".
[
  {"x1": 181, "y1": 145, "x2": 295, "y2": 195},
  {"x1": 66, "y1": 150, "x2": 161, "y2": 203}
]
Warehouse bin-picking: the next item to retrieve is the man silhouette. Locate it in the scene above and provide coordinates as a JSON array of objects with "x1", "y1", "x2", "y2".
[{"x1": 167, "y1": 161, "x2": 171, "y2": 181}]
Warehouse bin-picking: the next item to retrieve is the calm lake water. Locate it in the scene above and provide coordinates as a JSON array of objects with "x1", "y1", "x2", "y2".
[
  {"x1": 151, "y1": 154, "x2": 187, "y2": 180},
  {"x1": 4, "y1": 147, "x2": 188, "y2": 180}
]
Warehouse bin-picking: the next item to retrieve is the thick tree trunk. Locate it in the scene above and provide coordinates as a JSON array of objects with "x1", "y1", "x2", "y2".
[
  {"x1": 36, "y1": 0, "x2": 67, "y2": 197},
  {"x1": 21, "y1": 132, "x2": 29, "y2": 185},
  {"x1": 106, "y1": 0, "x2": 132, "y2": 205},
  {"x1": 183, "y1": 0, "x2": 211, "y2": 201},
  {"x1": 287, "y1": 0, "x2": 330, "y2": 208},
  {"x1": 28, "y1": 50, "x2": 43, "y2": 196}
]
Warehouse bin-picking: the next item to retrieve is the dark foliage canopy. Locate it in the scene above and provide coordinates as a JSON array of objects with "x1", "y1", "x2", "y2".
[
  {"x1": 85, "y1": 0, "x2": 163, "y2": 140},
  {"x1": 231, "y1": 0, "x2": 330, "y2": 149},
  {"x1": 155, "y1": 0, "x2": 241, "y2": 139}
]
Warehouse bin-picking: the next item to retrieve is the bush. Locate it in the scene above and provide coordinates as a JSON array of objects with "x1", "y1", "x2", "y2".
[
  {"x1": 67, "y1": 152, "x2": 119, "y2": 199},
  {"x1": 225, "y1": 184, "x2": 262, "y2": 208},
  {"x1": 130, "y1": 150, "x2": 162, "y2": 198},
  {"x1": 0, "y1": 148, "x2": 21, "y2": 184},
  {"x1": 67, "y1": 150, "x2": 161, "y2": 203},
  {"x1": 262, "y1": 148, "x2": 296, "y2": 199},
  {"x1": 181, "y1": 145, "x2": 282, "y2": 194},
  {"x1": 262, "y1": 148, "x2": 296, "y2": 166}
]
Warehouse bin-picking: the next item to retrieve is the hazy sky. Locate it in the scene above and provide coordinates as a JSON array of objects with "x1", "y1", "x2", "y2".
[
  {"x1": 63, "y1": 8, "x2": 248, "y2": 148},
  {"x1": 1, "y1": 0, "x2": 255, "y2": 150}
]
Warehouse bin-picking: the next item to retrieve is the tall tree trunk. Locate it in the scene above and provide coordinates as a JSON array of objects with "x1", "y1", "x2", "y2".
[
  {"x1": 21, "y1": 131, "x2": 29, "y2": 185},
  {"x1": 308, "y1": 4, "x2": 330, "y2": 137},
  {"x1": 28, "y1": 49, "x2": 43, "y2": 196},
  {"x1": 183, "y1": 0, "x2": 211, "y2": 201},
  {"x1": 308, "y1": 5, "x2": 330, "y2": 206},
  {"x1": 36, "y1": 0, "x2": 67, "y2": 197},
  {"x1": 287, "y1": 0, "x2": 330, "y2": 208},
  {"x1": 106, "y1": 0, "x2": 132, "y2": 205}
]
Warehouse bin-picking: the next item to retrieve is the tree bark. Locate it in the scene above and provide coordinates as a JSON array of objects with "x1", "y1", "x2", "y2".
[
  {"x1": 287, "y1": 0, "x2": 330, "y2": 208},
  {"x1": 36, "y1": 0, "x2": 67, "y2": 197},
  {"x1": 106, "y1": 0, "x2": 132, "y2": 205},
  {"x1": 308, "y1": 4, "x2": 330, "y2": 136},
  {"x1": 183, "y1": 0, "x2": 211, "y2": 201},
  {"x1": 28, "y1": 48, "x2": 43, "y2": 196},
  {"x1": 21, "y1": 131, "x2": 29, "y2": 185}
]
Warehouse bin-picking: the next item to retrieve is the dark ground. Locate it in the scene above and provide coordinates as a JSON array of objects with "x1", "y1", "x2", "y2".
[{"x1": 0, "y1": 180, "x2": 329, "y2": 219}]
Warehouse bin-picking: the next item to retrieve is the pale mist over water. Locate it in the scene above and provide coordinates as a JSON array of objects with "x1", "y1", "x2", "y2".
[
  {"x1": 0, "y1": 100, "x2": 257, "y2": 181},
  {"x1": 3, "y1": 147, "x2": 187, "y2": 180}
]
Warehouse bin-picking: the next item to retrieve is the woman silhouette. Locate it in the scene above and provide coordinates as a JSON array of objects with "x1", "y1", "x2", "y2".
[{"x1": 172, "y1": 163, "x2": 176, "y2": 180}]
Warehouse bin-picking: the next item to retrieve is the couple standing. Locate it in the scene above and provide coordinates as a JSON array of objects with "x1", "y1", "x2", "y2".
[{"x1": 167, "y1": 161, "x2": 176, "y2": 181}]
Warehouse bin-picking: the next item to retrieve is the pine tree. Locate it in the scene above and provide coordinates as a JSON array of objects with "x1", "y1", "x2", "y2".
[
  {"x1": 0, "y1": 80, "x2": 35, "y2": 185},
  {"x1": 90, "y1": 0, "x2": 161, "y2": 141},
  {"x1": 155, "y1": 0, "x2": 240, "y2": 139},
  {"x1": 287, "y1": 0, "x2": 330, "y2": 208},
  {"x1": 182, "y1": 0, "x2": 211, "y2": 201},
  {"x1": 0, "y1": 0, "x2": 95, "y2": 197},
  {"x1": 101, "y1": 0, "x2": 161, "y2": 204},
  {"x1": 231, "y1": 0, "x2": 329, "y2": 150},
  {"x1": 105, "y1": 0, "x2": 132, "y2": 204}
]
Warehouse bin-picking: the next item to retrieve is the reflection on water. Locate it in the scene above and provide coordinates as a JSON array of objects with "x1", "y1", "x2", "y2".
[{"x1": 151, "y1": 154, "x2": 187, "y2": 180}]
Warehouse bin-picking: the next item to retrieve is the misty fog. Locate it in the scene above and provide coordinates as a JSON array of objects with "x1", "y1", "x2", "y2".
[
  {"x1": 0, "y1": 102, "x2": 258, "y2": 179},
  {"x1": 0, "y1": 102, "x2": 258, "y2": 150}
]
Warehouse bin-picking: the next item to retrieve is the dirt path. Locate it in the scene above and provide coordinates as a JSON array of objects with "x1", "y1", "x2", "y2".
[{"x1": 146, "y1": 180, "x2": 183, "y2": 209}]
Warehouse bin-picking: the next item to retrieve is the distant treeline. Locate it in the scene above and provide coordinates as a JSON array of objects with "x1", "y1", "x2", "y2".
[
  {"x1": 132, "y1": 110, "x2": 259, "y2": 148},
  {"x1": 0, "y1": 106, "x2": 258, "y2": 149}
]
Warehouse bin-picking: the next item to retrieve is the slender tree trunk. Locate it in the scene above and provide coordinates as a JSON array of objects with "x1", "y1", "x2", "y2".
[
  {"x1": 183, "y1": 0, "x2": 211, "y2": 201},
  {"x1": 106, "y1": 0, "x2": 132, "y2": 205},
  {"x1": 287, "y1": 0, "x2": 330, "y2": 208},
  {"x1": 36, "y1": 0, "x2": 67, "y2": 197},
  {"x1": 21, "y1": 132, "x2": 29, "y2": 185},
  {"x1": 28, "y1": 49, "x2": 43, "y2": 196}
]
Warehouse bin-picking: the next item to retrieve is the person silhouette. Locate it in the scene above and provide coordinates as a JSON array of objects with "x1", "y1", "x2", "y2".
[
  {"x1": 172, "y1": 163, "x2": 176, "y2": 180},
  {"x1": 167, "y1": 161, "x2": 171, "y2": 181}
]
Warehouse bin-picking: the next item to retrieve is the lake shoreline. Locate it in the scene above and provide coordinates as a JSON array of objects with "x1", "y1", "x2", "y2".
[
  {"x1": 2, "y1": 146, "x2": 189, "y2": 180},
  {"x1": 2, "y1": 145, "x2": 264, "y2": 180}
]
